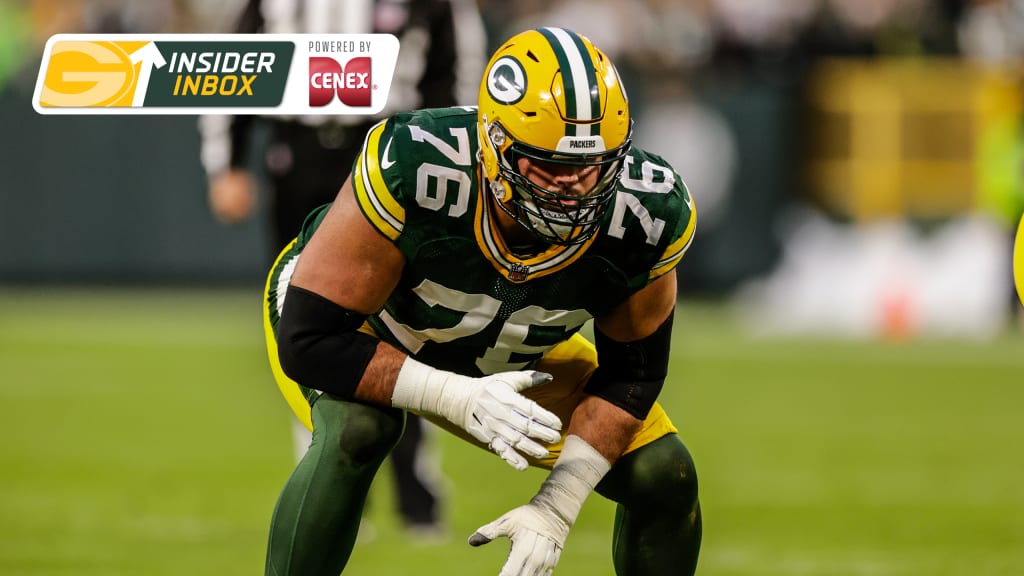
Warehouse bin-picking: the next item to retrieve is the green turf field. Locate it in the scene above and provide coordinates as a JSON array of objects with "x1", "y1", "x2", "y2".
[{"x1": 1, "y1": 288, "x2": 1021, "y2": 575}]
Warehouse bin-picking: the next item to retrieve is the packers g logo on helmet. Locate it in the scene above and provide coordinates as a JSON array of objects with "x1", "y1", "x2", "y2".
[
  {"x1": 478, "y1": 27, "x2": 632, "y2": 246},
  {"x1": 486, "y1": 56, "x2": 526, "y2": 105}
]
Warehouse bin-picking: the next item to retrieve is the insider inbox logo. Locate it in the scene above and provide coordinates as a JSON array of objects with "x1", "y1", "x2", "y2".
[{"x1": 34, "y1": 34, "x2": 399, "y2": 115}]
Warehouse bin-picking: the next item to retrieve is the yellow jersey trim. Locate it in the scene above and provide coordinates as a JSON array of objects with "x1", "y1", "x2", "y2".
[
  {"x1": 649, "y1": 203, "x2": 697, "y2": 280},
  {"x1": 353, "y1": 120, "x2": 405, "y2": 241},
  {"x1": 263, "y1": 240, "x2": 314, "y2": 431}
]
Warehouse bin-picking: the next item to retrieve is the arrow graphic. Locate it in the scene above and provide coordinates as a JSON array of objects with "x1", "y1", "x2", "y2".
[{"x1": 129, "y1": 42, "x2": 167, "y2": 107}]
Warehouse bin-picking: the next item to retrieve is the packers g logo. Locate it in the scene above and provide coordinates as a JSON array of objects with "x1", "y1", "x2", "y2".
[
  {"x1": 40, "y1": 41, "x2": 150, "y2": 107},
  {"x1": 486, "y1": 56, "x2": 526, "y2": 105}
]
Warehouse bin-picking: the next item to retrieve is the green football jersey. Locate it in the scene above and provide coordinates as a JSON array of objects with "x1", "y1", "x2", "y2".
[{"x1": 297, "y1": 107, "x2": 696, "y2": 377}]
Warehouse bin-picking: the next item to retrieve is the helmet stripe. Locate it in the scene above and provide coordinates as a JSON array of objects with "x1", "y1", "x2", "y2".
[
  {"x1": 564, "y1": 29, "x2": 601, "y2": 137},
  {"x1": 539, "y1": 28, "x2": 599, "y2": 137}
]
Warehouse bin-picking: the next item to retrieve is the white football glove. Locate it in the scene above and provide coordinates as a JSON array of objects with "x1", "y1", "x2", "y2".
[
  {"x1": 469, "y1": 435, "x2": 611, "y2": 576},
  {"x1": 392, "y1": 357, "x2": 562, "y2": 471},
  {"x1": 469, "y1": 500, "x2": 565, "y2": 576}
]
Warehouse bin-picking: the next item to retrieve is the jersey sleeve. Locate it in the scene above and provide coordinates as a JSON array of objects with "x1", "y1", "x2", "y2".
[
  {"x1": 351, "y1": 117, "x2": 408, "y2": 242},
  {"x1": 612, "y1": 148, "x2": 698, "y2": 287},
  {"x1": 647, "y1": 174, "x2": 697, "y2": 282}
]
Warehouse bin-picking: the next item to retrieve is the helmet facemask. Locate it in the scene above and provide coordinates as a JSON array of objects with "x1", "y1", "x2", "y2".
[{"x1": 484, "y1": 120, "x2": 631, "y2": 246}]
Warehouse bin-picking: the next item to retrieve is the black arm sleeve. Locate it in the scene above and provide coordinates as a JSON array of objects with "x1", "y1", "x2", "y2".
[
  {"x1": 585, "y1": 310, "x2": 674, "y2": 420},
  {"x1": 276, "y1": 285, "x2": 381, "y2": 399}
]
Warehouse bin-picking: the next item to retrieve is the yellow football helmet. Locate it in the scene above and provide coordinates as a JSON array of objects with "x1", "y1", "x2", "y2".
[{"x1": 478, "y1": 27, "x2": 632, "y2": 245}]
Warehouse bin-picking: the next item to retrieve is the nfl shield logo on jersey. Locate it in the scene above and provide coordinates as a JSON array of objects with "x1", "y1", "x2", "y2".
[{"x1": 509, "y1": 262, "x2": 529, "y2": 283}]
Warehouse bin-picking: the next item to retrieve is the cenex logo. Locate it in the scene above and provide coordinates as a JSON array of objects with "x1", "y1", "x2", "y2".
[{"x1": 309, "y1": 56, "x2": 372, "y2": 107}]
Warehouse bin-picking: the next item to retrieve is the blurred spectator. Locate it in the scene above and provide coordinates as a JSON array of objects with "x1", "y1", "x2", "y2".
[
  {"x1": 802, "y1": 0, "x2": 963, "y2": 57},
  {"x1": 710, "y1": 0, "x2": 818, "y2": 57},
  {"x1": 958, "y1": 0, "x2": 1024, "y2": 62}
]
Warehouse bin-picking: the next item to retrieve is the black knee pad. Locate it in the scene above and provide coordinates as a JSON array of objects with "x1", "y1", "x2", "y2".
[
  {"x1": 595, "y1": 434, "x2": 698, "y2": 510},
  {"x1": 312, "y1": 394, "x2": 405, "y2": 466}
]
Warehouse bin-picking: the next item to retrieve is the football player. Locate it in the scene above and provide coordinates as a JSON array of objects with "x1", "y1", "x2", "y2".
[{"x1": 263, "y1": 27, "x2": 701, "y2": 576}]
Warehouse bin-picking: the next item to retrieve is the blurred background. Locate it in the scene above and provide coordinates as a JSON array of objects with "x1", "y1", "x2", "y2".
[
  {"x1": 3, "y1": 0, "x2": 1023, "y2": 336},
  {"x1": 1, "y1": 0, "x2": 1022, "y2": 575}
]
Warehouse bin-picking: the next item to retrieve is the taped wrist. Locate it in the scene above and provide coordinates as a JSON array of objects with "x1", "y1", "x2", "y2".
[
  {"x1": 392, "y1": 357, "x2": 471, "y2": 420},
  {"x1": 585, "y1": 309, "x2": 673, "y2": 420},
  {"x1": 276, "y1": 285, "x2": 379, "y2": 399},
  {"x1": 532, "y1": 435, "x2": 611, "y2": 533}
]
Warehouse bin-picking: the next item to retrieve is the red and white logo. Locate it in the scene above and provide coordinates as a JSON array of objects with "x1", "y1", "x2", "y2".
[{"x1": 309, "y1": 56, "x2": 372, "y2": 107}]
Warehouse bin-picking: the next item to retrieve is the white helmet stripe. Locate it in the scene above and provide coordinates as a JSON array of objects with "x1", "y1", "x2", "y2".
[{"x1": 543, "y1": 27, "x2": 594, "y2": 136}]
